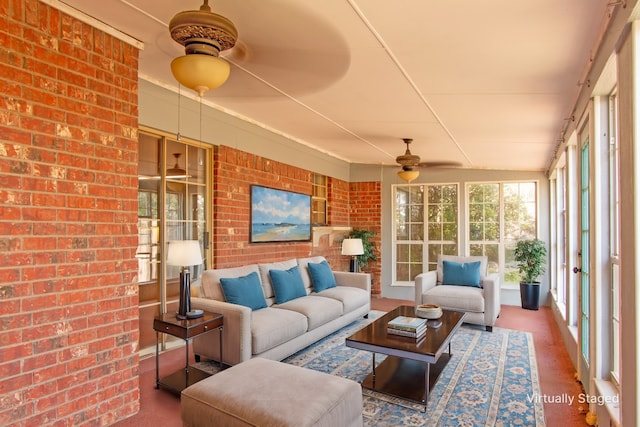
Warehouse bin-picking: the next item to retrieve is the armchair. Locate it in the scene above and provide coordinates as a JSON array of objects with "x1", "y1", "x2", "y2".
[{"x1": 414, "y1": 255, "x2": 500, "y2": 332}]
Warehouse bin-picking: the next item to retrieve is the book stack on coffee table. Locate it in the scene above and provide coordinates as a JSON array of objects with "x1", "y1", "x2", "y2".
[{"x1": 387, "y1": 315, "x2": 427, "y2": 339}]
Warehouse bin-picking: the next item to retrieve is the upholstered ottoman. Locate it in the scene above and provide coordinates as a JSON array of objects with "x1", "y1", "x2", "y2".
[{"x1": 181, "y1": 358, "x2": 363, "y2": 427}]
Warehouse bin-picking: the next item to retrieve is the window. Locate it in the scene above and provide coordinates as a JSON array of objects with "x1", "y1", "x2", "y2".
[
  {"x1": 426, "y1": 184, "x2": 458, "y2": 270},
  {"x1": 608, "y1": 92, "x2": 620, "y2": 383},
  {"x1": 393, "y1": 184, "x2": 458, "y2": 284},
  {"x1": 468, "y1": 183, "x2": 500, "y2": 274},
  {"x1": 312, "y1": 173, "x2": 327, "y2": 226},
  {"x1": 555, "y1": 165, "x2": 567, "y2": 306},
  {"x1": 468, "y1": 181, "x2": 538, "y2": 283}
]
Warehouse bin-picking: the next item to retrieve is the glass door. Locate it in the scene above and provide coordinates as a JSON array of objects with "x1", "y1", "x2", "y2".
[
  {"x1": 577, "y1": 126, "x2": 591, "y2": 392},
  {"x1": 137, "y1": 130, "x2": 211, "y2": 353}
]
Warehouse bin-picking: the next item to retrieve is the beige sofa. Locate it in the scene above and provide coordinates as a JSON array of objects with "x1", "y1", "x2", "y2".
[
  {"x1": 414, "y1": 255, "x2": 500, "y2": 332},
  {"x1": 191, "y1": 256, "x2": 371, "y2": 366}
]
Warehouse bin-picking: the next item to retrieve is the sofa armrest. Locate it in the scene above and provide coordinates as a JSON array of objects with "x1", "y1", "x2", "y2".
[
  {"x1": 190, "y1": 297, "x2": 252, "y2": 366},
  {"x1": 333, "y1": 271, "x2": 371, "y2": 293},
  {"x1": 481, "y1": 273, "x2": 501, "y2": 326},
  {"x1": 414, "y1": 271, "x2": 437, "y2": 306}
]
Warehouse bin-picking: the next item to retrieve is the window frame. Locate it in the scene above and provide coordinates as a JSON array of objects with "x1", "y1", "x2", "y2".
[
  {"x1": 391, "y1": 183, "x2": 459, "y2": 286},
  {"x1": 466, "y1": 180, "x2": 540, "y2": 285}
]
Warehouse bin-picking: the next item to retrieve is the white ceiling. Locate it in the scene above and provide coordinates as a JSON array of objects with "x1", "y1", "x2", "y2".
[{"x1": 60, "y1": 0, "x2": 613, "y2": 172}]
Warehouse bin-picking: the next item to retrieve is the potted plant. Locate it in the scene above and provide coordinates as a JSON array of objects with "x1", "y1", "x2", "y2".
[
  {"x1": 349, "y1": 229, "x2": 377, "y2": 272},
  {"x1": 514, "y1": 238, "x2": 547, "y2": 310}
]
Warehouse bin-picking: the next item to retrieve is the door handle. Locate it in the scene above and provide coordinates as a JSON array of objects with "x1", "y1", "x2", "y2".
[{"x1": 573, "y1": 267, "x2": 581, "y2": 274}]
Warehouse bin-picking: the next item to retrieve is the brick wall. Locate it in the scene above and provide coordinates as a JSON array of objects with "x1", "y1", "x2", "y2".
[
  {"x1": 313, "y1": 177, "x2": 350, "y2": 270},
  {"x1": 213, "y1": 145, "x2": 382, "y2": 292},
  {"x1": 327, "y1": 176, "x2": 349, "y2": 225},
  {"x1": 349, "y1": 182, "x2": 382, "y2": 295},
  {"x1": 213, "y1": 145, "x2": 316, "y2": 266},
  {"x1": 0, "y1": 2, "x2": 140, "y2": 426}
]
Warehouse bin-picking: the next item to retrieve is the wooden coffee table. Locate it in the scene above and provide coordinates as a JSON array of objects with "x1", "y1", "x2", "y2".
[{"x1": 346, "y1": 305, "x2": 465, "y2": 410}]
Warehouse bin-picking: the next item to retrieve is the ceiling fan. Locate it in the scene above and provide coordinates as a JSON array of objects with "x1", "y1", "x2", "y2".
[
  {"x1": 167, "y1": 1, "x2": 350, "y2": 98},
  {"x1": 395, "y1": 138, "x2": 463, "y2": 183}
]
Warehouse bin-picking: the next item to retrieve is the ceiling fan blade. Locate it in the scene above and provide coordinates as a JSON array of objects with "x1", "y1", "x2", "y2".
[{"x1": 418, "y1": 161, "x2": 464, "y2": 169}]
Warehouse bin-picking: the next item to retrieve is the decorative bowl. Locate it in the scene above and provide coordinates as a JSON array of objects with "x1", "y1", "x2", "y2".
[{"x1": 416, "y1": 303, "x2": 443, "y2": 320}]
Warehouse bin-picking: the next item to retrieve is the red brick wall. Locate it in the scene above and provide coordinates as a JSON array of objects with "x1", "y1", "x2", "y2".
[
  {"x1": 212, "y1": 145, "x2": 382, "y2": 292},
  {"x1": 349, "y1": 182, "x2": 382, "y2": 295},
  {"x1": 327, "y1": 177, "x2": 349, "y2": 225},
  {"x1": 313, "y1": 177, "x2": 350, "y2": 270},
  {"x1": 213, "y1": 145, "x2": 316, "y2": 266},
  {"x1": 0, "y1": 2, "x2": 140, "y2": 426}
]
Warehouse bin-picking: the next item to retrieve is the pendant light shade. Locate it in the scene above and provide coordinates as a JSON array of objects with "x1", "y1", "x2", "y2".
[
  {"x1": 397, "y1": 169, "x2": 419, "y2": 183},
  {"x1": 170, "y1": 55, "x2": 230, "y2": 97}
]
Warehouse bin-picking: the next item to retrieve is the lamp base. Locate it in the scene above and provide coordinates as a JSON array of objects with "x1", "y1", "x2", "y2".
[
  {"x1": 186, "y1": 309, "x2": 204, "y2": 319},
  {"x1": 349, "y1": 257, "x2": 359, "y2": 273},
  {"x1": 176, "y1": 309, "x2": 204, "y2": 320},
  {"x1": 177, "y1": 269, "x2": 192, "y2": 320}
]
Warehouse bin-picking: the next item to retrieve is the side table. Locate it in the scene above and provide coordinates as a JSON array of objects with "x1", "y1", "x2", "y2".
[{"x1": 153, "y1": 311, "x2": 223, "y2": 395}]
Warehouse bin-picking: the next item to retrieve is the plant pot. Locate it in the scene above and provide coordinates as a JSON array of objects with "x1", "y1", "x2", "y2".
[{"x1": 520, "y1": 282, "x2": 540, "y2": 310}]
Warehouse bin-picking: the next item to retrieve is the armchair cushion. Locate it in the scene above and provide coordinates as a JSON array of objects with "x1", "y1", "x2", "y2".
[
  {"x1": 437, "y1": 255, "x2": 487, "y2": 283},
  {"x1": 442, "y1": 260, "x2": 482, "y2": 287}
]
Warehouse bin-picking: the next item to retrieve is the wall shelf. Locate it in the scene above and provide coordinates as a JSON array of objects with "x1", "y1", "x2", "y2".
[{"x1": 312, "y1": 226, "x2": 351, "y2": 247}]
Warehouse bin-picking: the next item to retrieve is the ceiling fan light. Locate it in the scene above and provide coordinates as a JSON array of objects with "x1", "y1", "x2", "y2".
[
  {"x1": 398, "y1": 169, "x2": 419, "y2": 183},
  {"x1": 169, "y1": 0, "x2": 237, "y2": 96},
  {"x1": 171, "y1": 54, "x2": 230, "y2": 97}
]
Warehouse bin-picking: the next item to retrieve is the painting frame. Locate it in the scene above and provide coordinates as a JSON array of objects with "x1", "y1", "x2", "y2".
[{"x1": 250, "y1": 185, "x2": 312, "y2": 243}]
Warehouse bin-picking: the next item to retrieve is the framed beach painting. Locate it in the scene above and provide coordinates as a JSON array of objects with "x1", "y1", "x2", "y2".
[{"x1": 250, "y1": 185, "x2": 312, "y2": 243}]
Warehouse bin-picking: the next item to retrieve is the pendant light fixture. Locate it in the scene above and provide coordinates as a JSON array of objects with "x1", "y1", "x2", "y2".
[
  {"x1": 395, "y1": 138, "x2": 420, "y2": 183},
  {"x1": 169, "y1": 0, "x2": 238, "y2": 96}
]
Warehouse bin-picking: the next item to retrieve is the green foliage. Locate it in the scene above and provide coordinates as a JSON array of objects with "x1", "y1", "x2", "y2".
[
  {"x1": 514, "y1": 239, "x2": 547, "y2": 283},
  {"x1": 349, "y1": 229, "x2": 377, "y2": 270},
  {"x1": 504, "y1": 270, "x2": 521, "y2": 283}
]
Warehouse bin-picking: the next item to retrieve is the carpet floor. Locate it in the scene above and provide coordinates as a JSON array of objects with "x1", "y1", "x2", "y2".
[
  {"x1": 114, "y1": 301, "x2": 586, "y2": 427},
  {"x1": 196, "y1": 313, "x2": 545, "y2": 426}
]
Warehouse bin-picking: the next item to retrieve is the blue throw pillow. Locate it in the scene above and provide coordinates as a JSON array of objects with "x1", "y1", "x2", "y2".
[
  {"x1": 269, "y1": 266, "x2": 307, "y2": 304},
  {"x1": 220, "y1": 272, "x2": 267, "y2": 310},
  {"x1": 307, "y1": 260, "x2": 337, "y2": 292},
  {"x1": 442, "y1": 260, "x2": 482, "y2": 287}
]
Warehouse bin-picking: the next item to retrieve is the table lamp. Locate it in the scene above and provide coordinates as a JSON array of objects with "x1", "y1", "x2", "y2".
[
  {"x1": 167, "y1": 240, "x2": 203, "y2": 320},
  {"x1": 341, "y1": 238, "x2": 364, "y2": 273}
]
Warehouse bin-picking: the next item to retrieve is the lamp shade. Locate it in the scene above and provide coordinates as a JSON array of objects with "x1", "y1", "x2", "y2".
[
  {"x1": 166, "y1": 240, "x2": 203, "y2": 267},
  {"x1": 171, "y1": 54, "x2": 231, "y2": 97},
  {"x1": 341, "y1": 238, "x2": 364, "y2": 256},
  {"x1": 398, "y1": 169, "x2": 419, "y2": 183}
]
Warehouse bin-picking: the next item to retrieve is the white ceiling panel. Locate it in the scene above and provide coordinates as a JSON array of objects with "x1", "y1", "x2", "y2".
[{"x1": 60, "y1": 0, "x2": 615, "y2": 172}]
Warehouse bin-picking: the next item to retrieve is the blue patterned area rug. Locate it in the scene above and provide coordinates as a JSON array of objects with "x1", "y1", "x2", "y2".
[{"x1": 196, "y1": 312, "x2": 545, "y2": 427}]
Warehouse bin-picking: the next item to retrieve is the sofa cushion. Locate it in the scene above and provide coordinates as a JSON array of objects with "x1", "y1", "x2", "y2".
[
  {"x1": 437, "y1": 255, "x2": 488, "y2": 283},
  {"x1": 442, "y1": 260, "x2": 482, "y2": 287},
  {"x1": 425, "y1": 285, "x2": 485, "y2": 313},
  {"x1": 219, "y1": 272, "x2": 268, "y2": 310},
  {"x1": 308, "y1": 260, "x2": 337, "y2": 292},
  {"x1": 258, "y1": 259, "x2": 298, "y2": 303},
  {"x1": 297, "y1": 256, "x2": 327, "y2": 291},
  {"x1": 316, "y1": 286, "x2": 369, "y2": 313},
  {"x1": 201, "y1": 264, "x2": 261, "y2": 301},
  {"x1": 275, "y1": 295, "x2": 343, "y2": 330},
  {"x1": 269, "y1": 266, "x2": 307, "y2": 304},
  {"x1": 251, "y1": 307, "x2": 308, "y2": 355}
]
